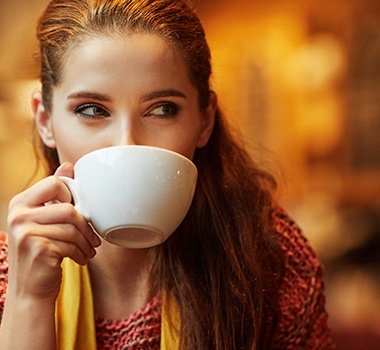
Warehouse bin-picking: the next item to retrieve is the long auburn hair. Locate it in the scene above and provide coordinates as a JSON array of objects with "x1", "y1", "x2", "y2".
[{"x1": 35, "y1": 0, "x2": 284, "y2": 348}]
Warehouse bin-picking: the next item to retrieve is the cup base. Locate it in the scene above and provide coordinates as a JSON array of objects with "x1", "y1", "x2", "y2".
[{"x1": 103, "y1": 226, "x2": 164, "y2": 248}]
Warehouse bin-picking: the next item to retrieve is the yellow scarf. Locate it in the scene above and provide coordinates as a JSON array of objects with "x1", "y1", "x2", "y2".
[{"x1": 55, "y1": 258, "x2": 179, "y2": 349}]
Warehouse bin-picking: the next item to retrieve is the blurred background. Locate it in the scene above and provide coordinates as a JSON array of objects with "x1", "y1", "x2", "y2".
[{"x1": 1, "y1": 0, "x2": 379, "y2": 348}]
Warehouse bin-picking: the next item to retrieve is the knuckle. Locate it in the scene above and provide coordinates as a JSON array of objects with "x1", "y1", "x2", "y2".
[
  {"x1": 26, "y1": 236, "x2": 48, "y2": 255},
  {"x1": 51, "y1": 178, "x2": 63, "y2": 195},
  {"x1": 7, "y1": 208, "x2": 29, "y2": 229},
  {"x1": 69, "y1": 242, "x2": 80, "y2": 255},
  {"x1": 52, "y1": 176, "x2": 70, "y2": 195},
  {"x1": 49, "y1": 175, "x2": 61, "y2": 188},
  {"x1": 48, "y1": 176, "x2": 66, "y2": 196},
  {"x1": 67, "y1": 243, "x2": 86, "y2": 263},
  {"x1": 63, "y1": 223, "x2": 77, "y2": 240},
  {"x1": 10, "y1": 226, "x2": 37, "y2": 252},
  {"x1": 8, "y1": 192, "x2": 24, "y2": 211},
  {"x1": 61, "y1": 203, "x2": 77, "y2": 220}
]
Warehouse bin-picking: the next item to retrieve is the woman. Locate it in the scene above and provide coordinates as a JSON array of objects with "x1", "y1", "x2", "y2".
[{"x1": 0, "y1": 0, "x2": 333, "y2": 349}]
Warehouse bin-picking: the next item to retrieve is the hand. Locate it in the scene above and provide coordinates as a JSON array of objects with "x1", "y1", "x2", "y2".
[{"x1": 6, "y1": 162, "x2": 101, "y2": 302}]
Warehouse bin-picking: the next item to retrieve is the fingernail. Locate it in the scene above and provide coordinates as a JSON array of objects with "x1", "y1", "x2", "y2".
[
  {"x1": 93, "y1": 234, "x2": 101, "y2": 247},
  {"x1": 90, "y1": 248, "x2": 97, "y2": 258}
]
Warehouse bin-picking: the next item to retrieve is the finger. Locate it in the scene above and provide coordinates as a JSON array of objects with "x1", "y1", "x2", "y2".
[
  {"x1": 13, "y1": 222, "x2": 97, "y2": 262},
  {"x1": 54, "y1": 162, "x2": 74, "y2": 178},
  {"x1": 10, "y1": 176, "x2": 73, "y2": 208},
  {"x1": 29, "y1": 235, "x2": 91, "y2": 266},
  {"x1": 10, "y1": 202, "x2": 101, "y2": 248},
  {"x1": 33, "y1": 202, "x2": 101, "y2": 247},
  {"x1": 43, "y1": 224, "x2": 97, "y2": 260},
  {"x1": 50, "y1": 238, "x2": 90, "y2": 266}
]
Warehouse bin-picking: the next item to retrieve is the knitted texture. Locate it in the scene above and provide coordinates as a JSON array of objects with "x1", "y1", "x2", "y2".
[
  {"x1": 0, "y1": 207, "x2": 333, "y2": 349},
  {"x1": 95, "y1": 296, "x2": 161, "y2": 350},
  {"x1": 0, "y1": 233, "x2": 7, "y2": 323},
  {"x1": 272, "y1": 207, "x2": 333, "y2": 349}
]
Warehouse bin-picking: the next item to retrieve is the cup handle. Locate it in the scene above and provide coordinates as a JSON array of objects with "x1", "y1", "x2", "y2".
[{"x1": 58, "y1": 176, "x2": 91, "y2": 221}]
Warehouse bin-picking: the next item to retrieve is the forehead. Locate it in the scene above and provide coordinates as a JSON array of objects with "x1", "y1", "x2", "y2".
[
  {"x1": 57, "y1": 32, "x2": 189, "y2": 86},
  {"x1": 52, "y1": 32, "x2": 198, "y2": 104}
]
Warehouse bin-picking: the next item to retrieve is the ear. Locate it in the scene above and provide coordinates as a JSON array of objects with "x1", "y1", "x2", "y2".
[
  {"x1": 196, "y1": 91, "x2": 217, "y2": 148},
  {"x1": 33, "y1": 92, "x2": 56, "y2": 149}
]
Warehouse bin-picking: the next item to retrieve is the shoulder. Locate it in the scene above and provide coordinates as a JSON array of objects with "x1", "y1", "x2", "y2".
[
  {"x1": 271, "y1": 206, "x2": 334, "y2": 349},
  {"x1": 0, "y1": 232, "x2": 9, "y2": 322},
  {"x1": 272, "y1": 206, "x2": 321, "y2": 273}
]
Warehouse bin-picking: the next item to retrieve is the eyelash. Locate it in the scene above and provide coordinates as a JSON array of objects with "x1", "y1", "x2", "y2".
[
  {"x1": 73, "y1": 102, "x2": 181, "y2": 119},
  {"x1": 74, "y1": 103, "x2": 110, "y2": 119},
  {"x1": 145, "y1": 102, "x2": 180, "y2": 118}
]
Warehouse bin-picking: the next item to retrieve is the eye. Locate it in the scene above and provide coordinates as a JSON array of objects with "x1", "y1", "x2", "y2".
[
  {"x1": 145, "y1": 103, "x2": 180, "y2": 118},
  {"x1": 74, "y1": 104, "x2": 110, "y2": 118}
]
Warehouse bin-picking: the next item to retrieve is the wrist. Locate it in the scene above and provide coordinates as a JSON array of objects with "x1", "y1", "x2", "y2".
[{"x1": 0, "y1": 293, "x2": 57, "y2": 349}]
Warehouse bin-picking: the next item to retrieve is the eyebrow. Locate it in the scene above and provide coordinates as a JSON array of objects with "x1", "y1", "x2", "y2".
[
  {"x1": 67, "y1": 91, "x2": 112, "y2": 102},
  {"x1": 141, "y1": 89, "x2": 187, "y2": 102},
  {"x1": 66, "y1": 89, "x2": 187, "y2": 102}
]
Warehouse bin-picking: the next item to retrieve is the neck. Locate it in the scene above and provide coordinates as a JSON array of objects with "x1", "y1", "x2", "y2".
[{"x1": 88, "y1": 239, "x2": 154, "y2": 320}]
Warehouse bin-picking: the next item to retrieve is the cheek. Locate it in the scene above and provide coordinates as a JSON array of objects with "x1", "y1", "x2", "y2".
[
  {"x1": 54, "y1": 141, "x2": 88, "y2": 165},
  {"x1": 162, "y1": 128, "x2": 202, "y2": 160},
  {"x1": 52, "y1": 125, "x2": 101, "y2": 164}
]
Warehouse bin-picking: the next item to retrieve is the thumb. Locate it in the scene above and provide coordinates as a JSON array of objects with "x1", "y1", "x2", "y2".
[{"x1": 54, "y1": 162, "x2": 74, "y2": 178}]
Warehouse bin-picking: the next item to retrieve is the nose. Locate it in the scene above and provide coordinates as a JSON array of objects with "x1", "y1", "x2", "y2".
[
  {"x1": 115, "y1": 130, "x2": 137, "y2": 146},
  {"x1": 113, "y1": 117, "x2": 139, "y2": 146}
]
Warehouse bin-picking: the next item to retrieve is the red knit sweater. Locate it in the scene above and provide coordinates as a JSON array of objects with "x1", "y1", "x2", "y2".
[{"x1": 0, "y1": 207, "x2": 334, "y2": 349}]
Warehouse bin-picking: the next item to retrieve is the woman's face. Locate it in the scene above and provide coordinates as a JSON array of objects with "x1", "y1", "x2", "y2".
[{"x1": 35, "y1": 33, "x2": 215, "y2": 165}]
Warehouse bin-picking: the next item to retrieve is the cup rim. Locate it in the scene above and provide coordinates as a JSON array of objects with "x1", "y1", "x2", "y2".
[{"x1": 75, "y1": 145, "x2": 196, "y2": 168}]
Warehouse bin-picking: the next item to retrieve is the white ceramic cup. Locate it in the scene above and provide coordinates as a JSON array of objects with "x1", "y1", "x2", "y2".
[{"x1": 59, "y1": 145, "x2": 197, "y2": 248}]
